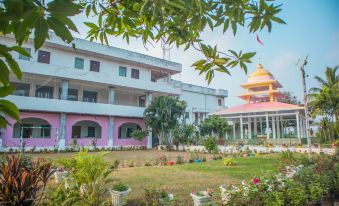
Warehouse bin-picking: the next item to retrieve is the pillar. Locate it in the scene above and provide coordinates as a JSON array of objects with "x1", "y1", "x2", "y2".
[
  {"x1": 108, "y1": 86, "x2": 115, "y2": 104},
  {"x1": 61, "y1": 79, "x2": 68, "y2": 100},
  {"x1": 265, "y1": 113, "x2": 269, "y2": 139},
  {"x1": 254, "y1": 117, "x2": 257, "y2": 137},
  {"x1": 281, "y1": 116, "x2": 285, "y2": 138},
  {"x1": 248, "y1": 117, "x2": 252, "y2": 139},
  {"x1": 260, "y1": 117, "x2": 263, "y2": 134},
  {"x1": 296, "y1": 112, "x2": 301, "y2": 140},
  {"x1": 29, "y1": 81, "x2": 35, "y2": 97},
  {"x1": 108, "y1": 116, "x2": 114, "y2": 147},
  {"x1": 240, "y1": 115, "x2": 244, "y2": 139},
  {"x1": 146, "y1": 92, "x2": 153, "y2": 148},
  {"x1": 233, "y1": 120, "x2": 236, "y2": 139},
  {"x1": 59, "y1": 113, "x2": 67, "y2": 150}
]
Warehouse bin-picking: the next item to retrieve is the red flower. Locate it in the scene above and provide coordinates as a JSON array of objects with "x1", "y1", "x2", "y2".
[{"x1": 253, "y1": 178, "x2": 260, "y2": 185}]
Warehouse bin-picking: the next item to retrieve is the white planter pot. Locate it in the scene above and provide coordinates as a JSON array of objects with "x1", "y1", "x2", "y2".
[
  {"x1": 191, "y1": 191, "x2": 212, "y2": 206},
  {"x1": 157, "y1": 145, "x2": 167, "y2": 151},
  {"x1": 54, "y1": 171, "x2": 68, "y2": 183},
  {"x1": 110, "y1": 188, "x2": 131, "y2": 206}
]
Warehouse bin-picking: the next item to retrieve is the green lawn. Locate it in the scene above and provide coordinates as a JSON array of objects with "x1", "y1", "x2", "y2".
[{"x1": 28, "y1": 151, "x2": 280, "y2": 205}]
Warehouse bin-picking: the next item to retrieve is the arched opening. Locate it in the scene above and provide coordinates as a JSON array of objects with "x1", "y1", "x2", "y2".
[
  {"x1": 72, "y1": 120, "x2": 102, "y2": 139},
  {"x1": 13, "y1": 117, "x2": 51, "y2": 139},
  {"x1": 118, "y1": 123, "x2": 141, "y2": 139}
]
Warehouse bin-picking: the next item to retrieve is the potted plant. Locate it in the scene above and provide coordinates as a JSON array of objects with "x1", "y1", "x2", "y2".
[
  {"x1": 54, "y1": 166, "x2": 68, "y2": 183},
  {"x1": 190, "y1": 190, "x2": 212, "y2": 206},
  {"x1": 167, "y1": 161, "x2": 174, "y2": 165},
  {"x1": 110, "y1": 182, "x2": 131, "y2": 206},
  {"x1": 159, "y1": 192, "x2": 174, "y2": 204}
]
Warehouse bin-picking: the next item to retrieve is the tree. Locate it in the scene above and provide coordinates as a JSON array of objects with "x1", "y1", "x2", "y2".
[
  {"x1": 172, "y1": 124, "x2": 195, "y2": 146},
  {"x1": 0, "y1": 0, "x2": 285, "y2": 128},
  {"x1": 308, "y1": 66, "x2": 339, "y2": 121},
  {"x1": 308, "y1": 66, "x2": 339, "y2": 141},
  {"x1": 280, "y1": 91, "x2": 301, "y2": 105},
  {"x1": 199, "y1": 115, "x2": 230, "y2": 139},
  {"x1": 144, "y1": 96, "x2": 186, "y2": 145}
]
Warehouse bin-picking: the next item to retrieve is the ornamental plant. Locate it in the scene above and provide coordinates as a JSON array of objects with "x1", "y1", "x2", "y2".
[
  {"x1": 112, "y1": 182, "x2": 129, "y2": 192},
  {"x1": 204, "y1": 136, "x2": 218, "y2": 153},
  {"x1": 223, "y1": 158, "x2": 236, "y2": 166},
  {"x1": 0, "y1": 155, "x2": 54, "y2": 206},
  {"x1": 131, "y1": 129, "x2": 146, "y2": 141}
]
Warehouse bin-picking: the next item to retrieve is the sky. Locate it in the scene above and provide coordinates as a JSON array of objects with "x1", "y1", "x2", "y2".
[{"x1": 72, "y1": 0, "x2": 339, "y2": 107}]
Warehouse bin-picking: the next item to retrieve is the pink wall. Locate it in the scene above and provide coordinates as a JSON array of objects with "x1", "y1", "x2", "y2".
[
  {"x1": 2, "y1": 112, "x2": 60, "y2": 147},
  {"x1": 66, "y1": 115, "x2": 109, "y2": 147},
  {"x1": 114, "y1": 117, "x2": 147, "y2": 146}
]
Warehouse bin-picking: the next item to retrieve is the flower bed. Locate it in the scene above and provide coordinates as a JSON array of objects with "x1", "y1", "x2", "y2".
[{"x1": 219, "y1": 155, "x2": 338, "y2": 205}]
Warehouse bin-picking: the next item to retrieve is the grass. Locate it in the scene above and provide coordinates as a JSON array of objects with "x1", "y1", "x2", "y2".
[{"x1": 27, "y1": 150, "x2": 280, "y2": 205}]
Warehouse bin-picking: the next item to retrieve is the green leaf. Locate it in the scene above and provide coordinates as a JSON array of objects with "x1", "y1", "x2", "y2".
[
  {"x1": 12, "y1": 46, "x2": 31, "y2": 58},
  {"x1": 34, "y1": 16, "x2": 49, "y2": 50},
  {"x1": 214, "y1": 58, "x2": 228, "y2": 65},
  {"x1": 47, "y1": 16, "x2": 74, "y2": 43},
  {"x1": 47, "y1": 0, "x2": 82, "y2": 16},
  {"x1": 84, "y1": 22, "x2": 98, "y2": 30},
  {"x1": 192, "y1": 59, "x2": 207, "y2": 67},
  {"x1": 51, "y1": 14, "x2": 79, "y2": 33},
  {"x1": 0, "y1": 86, "x2": 16, "y2": 97},
  {"x1": 223, "y1": 19, "x2": 230, "y2": 33},
  {"x1": 0, "y1": 99, "x2": 20, "y2": 121},
  {"x1": 2, "y1": 53, "x2": 22, "y2": 79},
  {"x1": 0, "y1": 59, "x2": 10, "y2": 84}
]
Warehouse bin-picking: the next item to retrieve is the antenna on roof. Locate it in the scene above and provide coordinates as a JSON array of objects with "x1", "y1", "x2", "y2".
[{"x1": 161, "y1": 38, "x2": 172, "y2": 61}]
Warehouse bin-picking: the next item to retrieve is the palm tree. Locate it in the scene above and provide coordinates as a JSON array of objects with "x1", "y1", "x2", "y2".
[
  {"x1": 309, "y1": 66, "x2": 338, "y2": 119},
  {"x1": 144, "y1": 96, "x2": 186, "y2": 145},
  {"x1": 308, "y1": 66, "x2": 339, "y2": 141}
]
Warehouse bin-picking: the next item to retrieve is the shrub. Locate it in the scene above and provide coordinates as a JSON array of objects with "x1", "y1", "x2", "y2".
[
  {"x1": 223, "y1": 158, "x2": 236, "y2": 166},
  {"x1": 113, "y1": 182, "x2": 129, "y2": 192},
  {"x1": 280, "y1": 150, "x2": 296, "y2": 164},
  {"x1": 143, "y1": 185, "x2": 173, "y2": 206},
  {"x1": 175, "y1": 156, "x2": 184, "y2": 164},
  {"x1": 204, "y1": 137, "x2": 218, "y2": 153},
  {"x1": 0, "y1": 155, "x2": 53, "y2": 205},
  {"x1": 159, "y1": 156, "x2": 168, "y2": 165},
  {"x1": 144, "y1": 158, "x2": 153, "y2": 166},
  {"x1": 128, "y1": 160, "x2": 135, "y2": 167},
  {"x1": 131, "y1": 129, "x2": 146, "y2": 141}
]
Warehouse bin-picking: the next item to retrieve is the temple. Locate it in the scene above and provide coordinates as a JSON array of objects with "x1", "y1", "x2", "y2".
[{"x1": 215, "y1": 64, "x2": 306, "y2": 142}]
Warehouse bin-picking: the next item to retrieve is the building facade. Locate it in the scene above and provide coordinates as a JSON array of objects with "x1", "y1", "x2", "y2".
[{"x1": 0, "y1": 34, "x2": 227, "y2": 151}]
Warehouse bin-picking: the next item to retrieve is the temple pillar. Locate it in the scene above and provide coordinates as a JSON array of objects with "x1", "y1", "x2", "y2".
[
  {"x1": 248, "y1": 117, "x2": 252, "y2": 139},
  {"x1": 281, "y1": 116, "x2": 284, "y2": 138},
  {"x1": 240, "y1": 115, "x2": 244, "y2": 139},
  {"x1": 265, "y1": 113, "x2": 269, "y2": 139},
  {"x1": 260, "y1": 117, "x2": 263, "y2": 134},
  {"x1": 296, "y1": 112, "x2": 301, "y2": 139},
  {"x1": 272, "y1": 116, "x2": 276, "y2": 139},
  {"x1": 254, "y1": 117, "x2": 257, "y2": 137},
  {"x1": 277, "y1": 115, "x2": 281, "y2": 139},
  {"x1": 233, "y1": 120, "x2": 236, "y2": 139}
]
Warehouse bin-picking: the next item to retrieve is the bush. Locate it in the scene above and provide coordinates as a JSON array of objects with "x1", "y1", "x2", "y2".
[
  {"x1": 143, "y1": 185, "x2": 173, "y2": 206},
  {"x1": 159, "y1": 155, "x2": 168, "y2": 165},
  {"x1": 223, "y1": 158, "x2": 236, "y2": 166},
  {"x1": 175, "y1": 156, "x2": 184, "y2": 164},
  {"x1": 131, "y1": 129, "x2": 146, "y2": 141},
  {"x1": 280, "y1": 150, "x2": 296, "y2": 164},
  {"x1": 113, "y1": 182, "x2": 129, "y2": 192},
  {"x1": 0, "y1": 155, "x2": 53, "y2": 205},
  {"x1": 204, "y1": 137, "x2": 218, "y2": 153}
]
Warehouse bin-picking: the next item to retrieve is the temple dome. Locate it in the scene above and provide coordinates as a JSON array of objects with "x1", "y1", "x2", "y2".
[{"x1": 247, "y1": 64, "x2": 274, "y2": 83}]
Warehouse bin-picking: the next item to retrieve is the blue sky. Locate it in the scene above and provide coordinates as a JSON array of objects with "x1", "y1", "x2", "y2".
[{"x1": 72, "y1": 0, "x2": 339, "y2": 107}]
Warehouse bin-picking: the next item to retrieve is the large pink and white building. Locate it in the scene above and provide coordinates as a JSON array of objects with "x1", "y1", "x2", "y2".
[{"x1": 0, "y1": 34, "x2": 227, "y2": 151}]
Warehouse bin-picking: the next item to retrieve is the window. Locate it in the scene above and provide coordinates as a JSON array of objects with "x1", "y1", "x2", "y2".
[
  {"x1": 74, "y1": 57, "x2": 84, "y2": 69},
  {"x1": 21, "y1": 124, "x2": 33, "y2": 138},
  {"x1": 218, "y1": 98, "x2": 223, "y2": 106},
  {"x1": 194, "y1": 113, "x2": 199, "y2": 124},
  {"x1": 119, "y1": 66, "x2": 127, "y2": 77},
  {"x1": 87, "y1": 127, "x2": 96, "y2": 137},
  {"x1": 118, "y1": 123, "x2": 141, "y2": 139},
  {"x1": 131, "y1": 68, "x2": 139, "y2": 79},
  {"x1": 90, "y1": 60, "x2": 100, "y2": 72},
  {"x1": 139, "y1": 95, "x2": 146, "y2": 107},
  {"x1": 12, "y1": 83, "x2": 30, "y2": 96},
  {"x1": 35, "y1": 86, "x2": 54, "y2": 99},
  {"x1": 83, "y1": 90, "x2": 97, "y2": 103},
  {"x1": 59, "y1": 88, "x2": 78, "y2": 101},
  {"x1": 151, "y1": 71, "x2": 157, "y2": 82},
  {"x1": 19, "y1": 47, "x2": 31, "y2": 61},
  {"x1": 37, "y1": 50, "x2": 50, "y2": 64},
  {"x1": 40, "y1": 125, "x2": 51, "y2": 138}
]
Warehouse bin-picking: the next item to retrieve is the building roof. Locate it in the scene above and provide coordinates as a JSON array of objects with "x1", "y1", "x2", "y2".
[
  {"x1": 241, "y1": 64, "x2": 282, "y2": 88},
  {"x1": 214, "y1": 101, "x2": 304, "y2": 115}
]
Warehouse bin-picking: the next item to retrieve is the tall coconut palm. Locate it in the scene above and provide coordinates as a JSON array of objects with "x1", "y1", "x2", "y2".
[
  {"x1": 144, "y1": 96, "x2": 186, "y2": 145},
  {"x1": 308, "y1": 66, "x2": 339, "y2": 120},
  {"x1": 308, "y1": 66, "x2": 339, "y2": 140}
]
